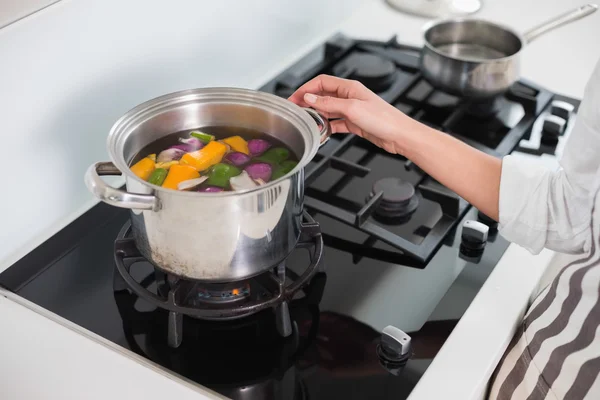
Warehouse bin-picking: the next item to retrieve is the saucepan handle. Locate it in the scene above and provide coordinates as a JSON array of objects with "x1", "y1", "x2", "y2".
[
  {"x1": 303, "y1": 107, "x2": 332, "y2": 146},
  {"x1": 523, "y1": 4, "x2": 598, "y2": 43},
  {"x1": 85, "y1": 162, "x2": 159, "y2": 211}
]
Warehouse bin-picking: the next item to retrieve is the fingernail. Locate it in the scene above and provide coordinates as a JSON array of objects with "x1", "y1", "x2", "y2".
[{"x1": 304, "y1": 93, "x2": 317, "y2": 104}]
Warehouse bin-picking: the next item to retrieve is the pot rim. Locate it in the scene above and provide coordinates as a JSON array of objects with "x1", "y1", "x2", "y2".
[
  {"x1": 421, "y1": 17, "x2": 524, "y2": 64},
  {"x1": 107, "y1": 87, "x2": 320, "y2": 197}
]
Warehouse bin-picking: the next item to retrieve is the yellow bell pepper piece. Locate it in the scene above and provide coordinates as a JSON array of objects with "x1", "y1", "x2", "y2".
[
  {"x1": 130, "y1": 154, "x2": 156, "y2": 181},
  {"x1": 155, "y1": 160, "x2": 179, "y2": 170},
  {"x1": 222, "y1": 136, "x2": 249, "y2": 155},
  {"x1": 161, "y1": 164, "x2": 200, "y2": 190},
  {"x1": 180, "y1": 141, "x2": 228, "y2": 171}
]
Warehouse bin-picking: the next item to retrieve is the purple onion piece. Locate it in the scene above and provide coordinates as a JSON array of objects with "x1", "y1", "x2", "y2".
[
  {"x1": 248, "y1": 139, "x2": 272, "y2": 156},
  {"x1": 224, "y1": 152, "x2": 251, "y2": 167},
  {"x1": 198, "y1": 186, "x2": 224, "y2": 193},
  {"x1": 169, "y1": 143, "x2": 192, "y2": 152},
  {"x1": 244, "y1": 162, "x2": 272, "y2": 182},
  {"x1": 179, "y1": 137, "x2": 205, "y2": 151}
]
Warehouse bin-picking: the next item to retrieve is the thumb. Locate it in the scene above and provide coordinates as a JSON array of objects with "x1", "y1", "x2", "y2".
[{"x1": 304, "y1": 93, "x2": 351, "y2": 115}]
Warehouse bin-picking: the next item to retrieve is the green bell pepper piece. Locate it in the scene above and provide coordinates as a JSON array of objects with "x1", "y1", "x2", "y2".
[
  {"x1": 206, "y1": 163, "x2": 242, "y2": 188},
  {"x1": 271, "y1": 160, "x2": 298, "y2": 180},
  {"x1": 190, "y1": 130, "x2": 215, "y2": 144},
  {"x1": 255, "y1": 147, "x2": 290, "y2": 165},
  {"x1": 147, "y1": 168, "x2": 168, "y2": 186}
]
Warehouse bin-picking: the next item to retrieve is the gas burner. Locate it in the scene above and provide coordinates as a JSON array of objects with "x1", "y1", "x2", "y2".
[
  {"x1": 193, "y1": 281, "x2": 251, "y2": 304},
  {"x1": 113, "y1": 211, "x2": 324, "y2": 348},
  {"x1": 333, "y1": 52, "x2": 396, "y2": 92},
  {"x1": 114, "y1": 276, "x2": 321, "y2": 400},
  {"x1": 368, "y1": 177, "x2": 420, "y2": 222}
]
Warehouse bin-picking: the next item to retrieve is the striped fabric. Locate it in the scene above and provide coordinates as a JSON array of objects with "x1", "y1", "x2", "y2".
[{"x1": 488, "y1": 200, "x2": 600, "y2": 399}]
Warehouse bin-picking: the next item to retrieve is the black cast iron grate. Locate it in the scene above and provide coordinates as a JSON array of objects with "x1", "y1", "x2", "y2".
[
  {"x1": 113, "y1": 212, "x2": 324, "y2": 348},
  {"x1": 260, "y1": 33, "x2": 555, "y2": 267}
]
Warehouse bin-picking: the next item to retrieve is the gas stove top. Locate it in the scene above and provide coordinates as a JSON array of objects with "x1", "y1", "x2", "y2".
[{"x1": 0, "y1": 34, "x2": 580, "y2": 400}]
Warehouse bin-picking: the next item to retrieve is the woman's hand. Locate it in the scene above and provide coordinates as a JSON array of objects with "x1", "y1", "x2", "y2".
[{"x1": 288, "y1": 74, "x2": 414, "y2": 155}]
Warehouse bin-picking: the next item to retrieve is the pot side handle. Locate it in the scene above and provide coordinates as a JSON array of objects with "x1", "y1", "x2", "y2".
[
  {"x1": 85, "y1": 162, "x2": 159, "y2": 211},
  {"x1": 303, "y1": 108, "x2": 332, "y2": 147}
]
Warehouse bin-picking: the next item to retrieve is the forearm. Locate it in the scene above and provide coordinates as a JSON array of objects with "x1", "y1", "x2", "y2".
[{"x1": 397, "y1": 119, "x2": 502, "y2": 221}]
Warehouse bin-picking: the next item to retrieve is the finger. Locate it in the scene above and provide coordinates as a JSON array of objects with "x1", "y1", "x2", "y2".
[
  {"x1": 288, "y1": 75, "x2": 359, "y2": 104},
  {"x1": 289, "y1": 90, "x2": 342, "y2": 114},
  {"x1": 304, "y1": 93, "x2": 355, "y2": 116}
]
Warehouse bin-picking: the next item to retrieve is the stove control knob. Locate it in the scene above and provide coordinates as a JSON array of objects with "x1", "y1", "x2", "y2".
[
  {"x1": 461, "y1": 220, "x2": 489, "y2": 251},
  {"x1": 377, "y1": 325, "x2": 412, "y2": 376},
  {"x1": 550, "y1": 100, "x2": 575, "y2": 121},
  {"x1": 542, "y1": 115, "x2": 567, "y2": 140}
]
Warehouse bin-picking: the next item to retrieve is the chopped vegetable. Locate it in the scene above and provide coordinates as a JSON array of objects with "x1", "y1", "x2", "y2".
[
  {"x1": 218, "y1": 140, "x2": 231, "y2": 153},
  {"x1": 248, "y1": 139, "x2": 272, "y2": 156},
  {"x1": 130, "y1": 155, "x2": 156, "y2": 180},
  {"x1": 177, "y1": 137, "x2": 205, "y2": 151},
  {"x1": 222, "y1": 136, "x2": 249, "y2": 155},
  {"x1": 198, "y1": 186, "x2": 224, "y2": 193},
  {"x1": 255, "y1": 147, "x2": 290, "y2": 165},
  {"x1": 180, "y1": 141, "x2": 228, "y2": 171},
  {"x1": 190, "y1": 131, "x2": 215, "y2": 144},
  {"x1": 271, "y1": 160, "x2": 298, "y2": 180},
  {"x1": 161, "y1": 164, "x2": 200, "y2": 190},
  {"x1": 230, "y1": 171, "x2": 258, "y2": 191},
  {"x1": 224, "y1": 152, "x2": 251, "y2": 167},
  {"x1": 170, "y1": 144, "x2": 192, "y2": 152},
  {"x1": 157, "y1": 148, "x2": 185, "y2": 163},
  {"x1": 155, "y1": 160, "x2": 179, "y2": 170},
  {"x1": 206, "y1": 163, "x2": 242, "y2": 188},
  {"x1": 244, "y1": 162, "x2": 272, "y2": 182},
  {"x1": 148, "y1": 168, "x2": 168, "y2": 186},
  {"x1": 177, "y1": 176, "x2": 208, "y2": 191},
  {"x1": 132, "y1": 128, "x2": 300, "y2": 193}
]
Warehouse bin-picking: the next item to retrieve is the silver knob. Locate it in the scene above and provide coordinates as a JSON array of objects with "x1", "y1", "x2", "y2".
[
  {"x1": 377, "y1": 325, "x2": 412, "y2": 376},
  {"x1": 462, "y1": 220, "x2": 489, "y2": 244},
  {"x1": 381, "y1": 325, "x2": 412, "y2": 356}
]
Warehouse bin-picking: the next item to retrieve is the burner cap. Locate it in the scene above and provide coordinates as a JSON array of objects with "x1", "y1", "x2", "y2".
[
  {"x1": 369, "y1": 178, "x2": 419, "y2": 220},
  {"x1": 333, "y1": 53, "x2": 396, "y2": 92}
]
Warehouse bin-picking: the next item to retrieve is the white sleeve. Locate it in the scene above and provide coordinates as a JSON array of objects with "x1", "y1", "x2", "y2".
[{"x1": 498, "y1": 58, "x2": 600, "y2": 255}]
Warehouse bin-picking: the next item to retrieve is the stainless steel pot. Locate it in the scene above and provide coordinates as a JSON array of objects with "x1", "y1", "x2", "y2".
[
  {"x1": 85, "y1": 88, "x2": 331, "y2": 282},
  {"x1": 420, "y1": 3, "x2": 598, "y2": 99}
]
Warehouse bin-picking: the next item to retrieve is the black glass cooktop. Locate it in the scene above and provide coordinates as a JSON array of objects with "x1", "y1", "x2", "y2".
[
  {"x1": 0, "y1": 201, "x2": 510, "y2": 400},
  {"x1": 0, "y1": 34, "x2": 579, "y2": 400}
]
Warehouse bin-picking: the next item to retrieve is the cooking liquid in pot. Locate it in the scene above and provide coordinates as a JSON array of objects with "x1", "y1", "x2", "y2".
[
  {"x1": 130, "y1": 126, "x2": 300, "y2": 192},
  {"x1": 436, "y1": 43, "x2": 508, "y2": 60}
]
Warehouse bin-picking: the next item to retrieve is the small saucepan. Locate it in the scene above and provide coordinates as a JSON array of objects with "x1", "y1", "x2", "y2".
[{"x1": 420, "y1": 4, "x2": 598, "y2": 99}]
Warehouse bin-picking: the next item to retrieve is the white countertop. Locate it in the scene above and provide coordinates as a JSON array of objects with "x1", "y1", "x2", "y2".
[{"x1": 1, "y1": 1, "x2": 599, "y2": 400}]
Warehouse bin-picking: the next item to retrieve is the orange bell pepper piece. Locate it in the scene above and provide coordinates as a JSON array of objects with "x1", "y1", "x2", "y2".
[
  {"x1": 161, "y1": 164, "x2": 200, "y2": 190},
  {"x1": 179, "y1": 141, "x2": 228, "y2": 171},
  {"x1": 130, "y1": 154, "x2": 156, "y2": 181},
  {"x1": 221, "y1": 136, "x2": 249, "y2": 155}
]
